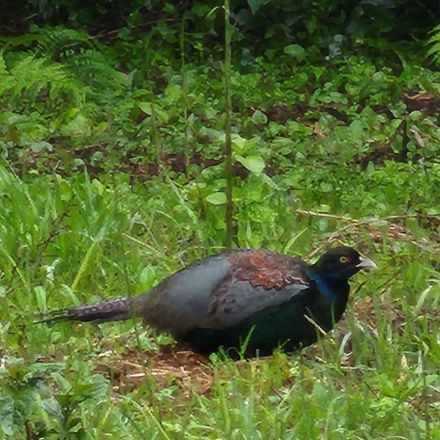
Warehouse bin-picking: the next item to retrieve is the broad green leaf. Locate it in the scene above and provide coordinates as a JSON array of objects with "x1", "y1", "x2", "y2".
[
  {"x1": 283, "y1": 44, "x2": 305, "y2": 61},
  {"x1": 231, "y1": 134, "x2": 247, "y2": 152},
  {"x1": 205, "y1": 192, "x2": 226, "y2": 205},
  {"x1": 236, "y1": 155, "x2": 265, "y2": 175},
  {"x1": 30, "y1": 141, "x2": 53, "y2": 153},
  {"x1": 251, "y1": 110, "x2": 267, "y2": 125},
  {"x1": 247, "y1": 0, "x2": 272, "y2": 14},
  {"x1": 262, "y1": 173, "x2": 279, "y2": 189},
  {"x1": 139, "y1": 266, "x2": 155, "y2": 285},
  {"x1": 138, "y1": 101, "x2": 153, "y2": 116},
  {"x1": 318, "y1": 204, "x2": 331, "y2": 212},
  {"x1": 138, "y1": 102, "x2": 169, "y2": 123}
]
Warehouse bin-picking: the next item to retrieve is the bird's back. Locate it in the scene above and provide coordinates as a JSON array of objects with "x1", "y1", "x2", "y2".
[{"x1": 136, "y1": 250, "x2": 312, "y2": 345}]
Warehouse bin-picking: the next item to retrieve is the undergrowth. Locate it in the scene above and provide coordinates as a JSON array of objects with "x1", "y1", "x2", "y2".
[{"x1": 0, "y1": 20, "x2": 439, "y2": 440}]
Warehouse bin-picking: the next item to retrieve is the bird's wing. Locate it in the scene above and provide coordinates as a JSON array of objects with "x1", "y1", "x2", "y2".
[
  {"x1": 225, "y1": 250, "x2": 310, "y2": 290},
  {"x1": 200, "y1": 250, "x2": 311, "y2": 329},
  {"x1": 140, "y1": 250, "x2": 312, "y2": 335}
]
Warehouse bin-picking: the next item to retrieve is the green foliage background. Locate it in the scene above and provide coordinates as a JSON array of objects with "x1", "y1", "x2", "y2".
[{"x1": 0, "y1": 1, "x2": 439, "y2": 439}]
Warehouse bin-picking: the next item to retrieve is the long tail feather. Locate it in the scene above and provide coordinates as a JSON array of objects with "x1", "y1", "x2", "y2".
[{"x1": 37, "y1": 297, "x2": 133, "y2": 324}]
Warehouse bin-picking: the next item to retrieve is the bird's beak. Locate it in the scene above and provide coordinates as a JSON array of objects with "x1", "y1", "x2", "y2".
[{"x1": 356, "y1": 256, "x2": 377, "y2": 270}]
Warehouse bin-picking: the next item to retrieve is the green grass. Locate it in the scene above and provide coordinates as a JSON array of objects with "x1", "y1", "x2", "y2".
[
  {"x1": 1, "y1": 23, "x2": 440, "y2": 439},
  {"x1": 0, "y1": 162, "x2": 439, "y2": 439}
]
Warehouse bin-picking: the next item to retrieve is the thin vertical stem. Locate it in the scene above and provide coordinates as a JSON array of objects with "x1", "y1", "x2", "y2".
[
  {"x1": 150, "y1": 103, "x2": 163, "y2": 179},
  {"x1": 180, "y1": 14, "x2": 190, "y2": 176},
  {"x1": 224, "y1": 0, "x2": 234, "y2": 247}
]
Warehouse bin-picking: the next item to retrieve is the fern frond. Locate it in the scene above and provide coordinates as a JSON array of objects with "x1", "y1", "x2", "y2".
[
  {"x1": 427, "y1": 24, "x2": 440, "y2": 67},
  {"x1": 35, "y1": 26, "x2": 91, "y2": 56},
  {"x1": 9, "y1": 55, "x2": 83, "y2": 104}
]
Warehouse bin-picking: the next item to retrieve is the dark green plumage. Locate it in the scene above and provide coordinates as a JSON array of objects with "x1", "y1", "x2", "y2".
[{"x1": 41, "y1": 246, "x2": 376, "y2": 356}]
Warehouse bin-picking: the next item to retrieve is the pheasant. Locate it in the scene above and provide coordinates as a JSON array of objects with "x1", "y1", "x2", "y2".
[{"x1": 42, "y1": 246, "x2": 376, "y2": 356}]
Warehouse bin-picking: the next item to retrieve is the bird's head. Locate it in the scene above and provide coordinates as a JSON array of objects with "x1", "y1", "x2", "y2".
[{"x1": 313, "y1": 246, "x2": 377, "y2": 282}]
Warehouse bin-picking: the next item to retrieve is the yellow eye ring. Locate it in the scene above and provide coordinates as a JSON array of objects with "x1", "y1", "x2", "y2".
[{"x1": 339, "y1": 256, "x2": 349, "y2": 264}]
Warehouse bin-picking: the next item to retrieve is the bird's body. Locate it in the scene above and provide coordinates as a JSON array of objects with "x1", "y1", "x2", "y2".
[{"x1": 43, "y1": 247, "x2": 376, "y2": 356}]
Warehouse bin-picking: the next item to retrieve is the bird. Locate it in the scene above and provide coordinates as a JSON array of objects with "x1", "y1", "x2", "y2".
[{"x1": 41, "y1": 246, "x2": 376, "y2": 357}]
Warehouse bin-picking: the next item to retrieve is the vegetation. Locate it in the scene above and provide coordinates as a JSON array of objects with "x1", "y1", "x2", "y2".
[{"x1": 0, "y1": 1, "x2": 439, "y2": 438}]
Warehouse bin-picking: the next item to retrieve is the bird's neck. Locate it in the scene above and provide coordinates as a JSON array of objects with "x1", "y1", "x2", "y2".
[{"x1": 306, "y1": 268, "x2": 350, "y2": 303}]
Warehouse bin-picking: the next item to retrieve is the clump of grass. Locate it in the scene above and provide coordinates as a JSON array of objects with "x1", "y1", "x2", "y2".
[
  {"x1": 1, "y1": 16, "x2": 440, "y2": 438},
  {"x1": 1, "y1": 164, "x2": 439, "y2": 439}
]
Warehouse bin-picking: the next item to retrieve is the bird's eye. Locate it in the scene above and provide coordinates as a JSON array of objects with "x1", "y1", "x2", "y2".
[{"x1": 339, "y1": 256, "x2": 349, "y2": 264}]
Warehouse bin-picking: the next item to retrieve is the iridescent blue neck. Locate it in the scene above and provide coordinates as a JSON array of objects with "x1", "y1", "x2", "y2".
[{"x1": 305, "y1": 267, "x2": 348, "y2": 301}]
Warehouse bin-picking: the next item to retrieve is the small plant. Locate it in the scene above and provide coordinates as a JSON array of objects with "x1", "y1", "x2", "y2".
[
  {"x1": 427, "y1": 24, "x2": 440, "y2": 68},
  {"x1": 1, "y1": 3, "x2": 440, "y2": 438}
]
